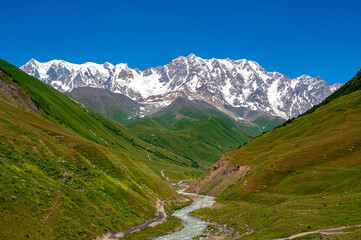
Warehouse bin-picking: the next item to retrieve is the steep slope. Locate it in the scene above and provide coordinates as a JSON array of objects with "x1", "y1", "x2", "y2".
[
  {"x1": 152, "y1": 97, "x2": 233, "y2": 121},
  {"x1": 21, "y1": 55, "x2": 342, "y2": 119},
  {"x1": 0, "y1": 59, "x2": 204, "y2": 179},
  {"x1": 151, "y1": 97, "x2": 252, "y2": 128},
  {"x1": 251, "y1": 115, "x2": 286, "y2": 132},
  {"x1": 149, "y1": 97, "x2": 279, "y2": 134},
  {"x1": 0, "y1": 68, "x2": 181, "y2": 239},
  {"x1": 188, "y1": 70, "x2": 361, "y2": 239},
  {"x1": 127, "y1": 98, "x2": 259, "y2": 171},
  {"x1": 66, "y1": 87, "x2": 141, "y2": 124},
  {"x1": 127, "y1": 117, "x2": 255, "y2": 171}
]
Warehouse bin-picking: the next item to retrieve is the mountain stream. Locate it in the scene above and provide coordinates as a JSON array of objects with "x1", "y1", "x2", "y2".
[{"x1": 155, "y1": 191, "x2": 215, "y2": 240}]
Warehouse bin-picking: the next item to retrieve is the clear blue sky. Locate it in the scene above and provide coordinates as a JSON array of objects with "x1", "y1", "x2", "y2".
[{"x1": 1, "y1": 0, "x2": 360, "y2": 84}]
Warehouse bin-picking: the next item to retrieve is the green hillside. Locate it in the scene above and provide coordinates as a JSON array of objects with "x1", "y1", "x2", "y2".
[
  {"x1": 152, "y1": 97, "x2": 235, "y2": 123},
  {"x1": 0, "y1": 68, "x2": 182, "y2": 239},
  {"x1": 64, "y1": 88, "x2": 283, "y2": 175},
  {"x1": 127, "y1": 98, "x2": 259, "y2": 171},
  {"x1": 66, "y1": 87, "x2": 141, "y2": 125},
  {"x1": 251, "y1": 115, "x2": 285, "y2": 132},
  {"x1": 189, "y1": 71, "x2": 361, "y2": 239},
  {"x1": 0, "y1": 60, "x2": 204, "y2": 180},
  {"x1": 127, "y1": 117, "x2": 254, "y2": 171},
  {"x1": 151, "y1": 97, "x2": 283, "y2": 133}
]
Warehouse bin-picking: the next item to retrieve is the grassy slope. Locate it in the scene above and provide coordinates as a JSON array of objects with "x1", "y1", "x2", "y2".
[
  {"x1": 190, "y1": 72, "x2": 361, "y2": 239},
  {"x1": 0, "y1": 70, "x2": 182, "y2": 239},
  {"x1": 151, "y1": 97, "x2": 278, "y2": 134},
  {"x1": 127, "y1": 98, "x2": 258, "y2": 171},
  {"x1": 251, "y1": 115, "x2": 286, "y2": 132},
  {"x1": 127, "y1": 117, "x2": 255, "y2": 170},
  {"x1": 0, "y1": 59, "x2": 203, "y2": 180},
  {"x1": 152, "y1": 98, "x2": 235, "y2": 123},
  {"x1": 65, "y1": 87, "x2": 141, "y2": 125}
]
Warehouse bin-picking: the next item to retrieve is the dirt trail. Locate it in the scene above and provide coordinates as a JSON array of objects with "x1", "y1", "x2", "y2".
[
  {"x1": 43, "y1": 196, "x2": 61, "y2": 223},
  {"x1": 220, "y1": 211, "x2": 254, "y2": 239},
  {"x1": 270, "y1": 224, "x2": 361, "y2": 240},
  {"x1": 42, "y1": 196, "x2": 62, "y2": 234},
  {"x1": 235, "y1": 212, "x2": 253, "y2": 236},
  {"x1": 98, "y1": 199, "x2": 167, "y2": 240},
  {"x1": 160, "y1": 169, "x2": 170, "y2": 182},
  {"x1": 145, "y1": 147, "x2": 155, "y2": 161}
]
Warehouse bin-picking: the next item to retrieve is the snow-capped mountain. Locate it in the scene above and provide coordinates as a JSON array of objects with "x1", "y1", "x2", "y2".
[{"x1": 21, "y1": 54, "x2": 342, "y2": 119}]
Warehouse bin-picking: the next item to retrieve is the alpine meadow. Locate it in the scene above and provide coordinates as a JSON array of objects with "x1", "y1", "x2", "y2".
[{"x1": 1, "y1": 1, "x2": 361, "y2": 239}]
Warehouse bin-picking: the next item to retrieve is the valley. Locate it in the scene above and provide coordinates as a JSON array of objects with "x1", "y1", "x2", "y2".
[
  {"x1": 0, "y1": 57, "x2": 360, "y2": 240},
  {"x1": 2, "y1": 0, "x2": 360, "y2": 239}
]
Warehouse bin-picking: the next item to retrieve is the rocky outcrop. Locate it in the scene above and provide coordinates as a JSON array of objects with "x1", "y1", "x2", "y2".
[
  {"x1": 0, "y1": 70, "x2": 39, "y2": 114},
  {"x1": 187, "y1": 156, "x2": 251, "y2": 196}
]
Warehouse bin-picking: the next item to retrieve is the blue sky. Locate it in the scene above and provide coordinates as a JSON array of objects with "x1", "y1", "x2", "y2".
[{"x1": 1, "y1": 0, "x2": 360, "y2": 84}]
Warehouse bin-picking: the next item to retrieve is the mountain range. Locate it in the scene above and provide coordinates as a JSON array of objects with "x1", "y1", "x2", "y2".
[{"x1": 21, "y1": 54, "x2": 342, "y2": 119}]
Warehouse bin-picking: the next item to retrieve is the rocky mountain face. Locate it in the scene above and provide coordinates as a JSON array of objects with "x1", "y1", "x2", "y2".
[{"x1": 21, "y1": 54, "x2": 342, "y2": 119}]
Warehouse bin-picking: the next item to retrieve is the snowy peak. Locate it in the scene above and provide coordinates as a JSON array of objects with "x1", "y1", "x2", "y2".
[
  {"x1": 330, "y1": 82, "x2": 344, "y2": 92},
  {"x1": 21, "y1": 56, "x2": 342, "y2": 119}
]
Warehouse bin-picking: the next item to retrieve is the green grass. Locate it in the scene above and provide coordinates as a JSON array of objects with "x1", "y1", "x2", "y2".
[
  {"x1": 65, "y1": 87, "x2": 141, "y2": 125},
  {"x1": 152, "y1": 97, "x2": 234, "y2": 123},
  {"x1": 126, "y1": 97, "x2": 260, "y2": 170},
  {"x1": 252, "y1": 115, "x2": 285, "y2": 132},
  {"x1": 0, "y1": 97, "x2": 180, "y2": 239},
  {"x1": 127, "y1": 117, "x2": 255, "y2": 170},
  {"x1": 193, "y1": 192, "x2": 361, "y2": 239}
]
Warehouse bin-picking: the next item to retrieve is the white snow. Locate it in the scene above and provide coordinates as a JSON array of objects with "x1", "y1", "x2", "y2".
[
  {"x1": 204, "y1": 59, "x2": 214, "y2": 71},
  {"x1": 188, "y1": 75, "x2": 199, "y2": 92},
  {"x1": 222, "y1": 78, "x2": 236, "y2": 105},
  {"x1": 267, "y1": 79, "x2": 286, "y2": 118},
  {"x1": 219, "y1": 59, "x2": 234, "y2": 70}
]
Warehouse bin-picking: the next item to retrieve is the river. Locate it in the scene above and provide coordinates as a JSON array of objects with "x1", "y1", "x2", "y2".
[{"x1": 155, "y1": 191, "x2": 215, "y2": 240}]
